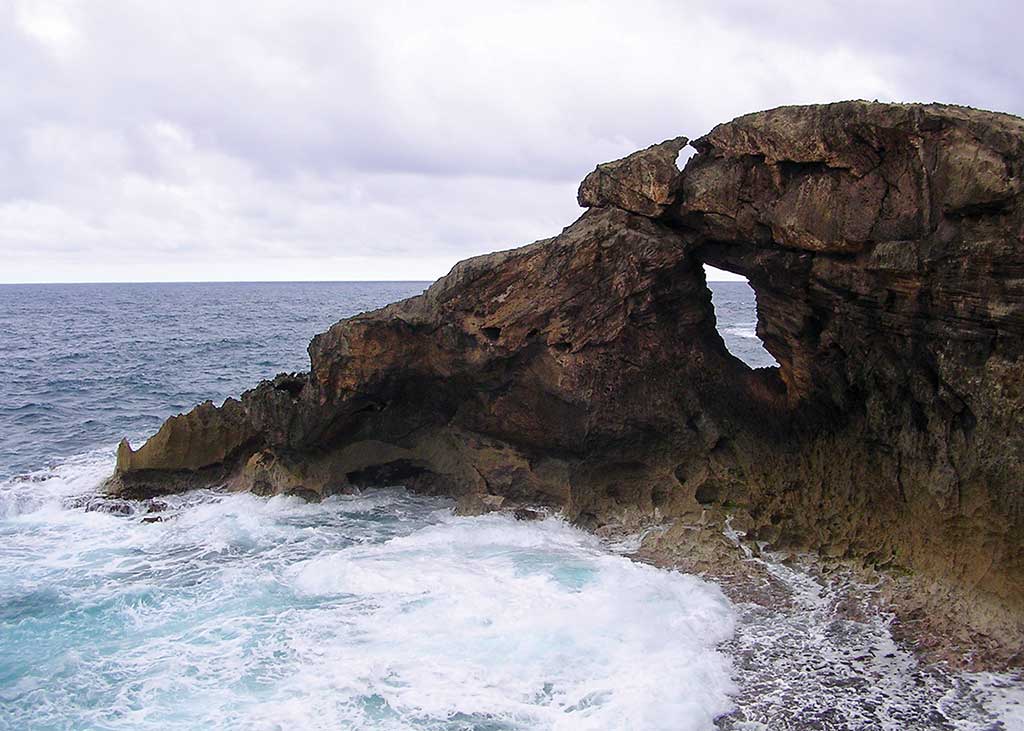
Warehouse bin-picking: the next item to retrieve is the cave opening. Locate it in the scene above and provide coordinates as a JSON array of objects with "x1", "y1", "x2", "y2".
[{"x1": 703, "y1": 265, "x2": 779, "y2": 370}]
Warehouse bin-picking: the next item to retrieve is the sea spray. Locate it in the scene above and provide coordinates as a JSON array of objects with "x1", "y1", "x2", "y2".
[{"x1": 0, "y1": 470, "x2": 736, "y2": 731}]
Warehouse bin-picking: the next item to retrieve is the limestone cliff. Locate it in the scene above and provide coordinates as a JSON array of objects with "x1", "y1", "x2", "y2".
[{"x1": 107, "y1": 102, "x2": 1024, "y2": 667}]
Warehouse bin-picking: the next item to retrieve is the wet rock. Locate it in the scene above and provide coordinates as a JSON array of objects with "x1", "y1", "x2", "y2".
[
  {"x1": 285, "y1": 487, "x2": 322, "y2": 503},
  {"x1": 456, "y1": 493, "x2": 506, "y2": 516},
  {"x1": 66, "y1": 495, "x2": 134, "y2": 515}
]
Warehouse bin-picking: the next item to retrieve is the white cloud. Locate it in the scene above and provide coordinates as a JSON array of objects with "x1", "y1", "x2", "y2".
[
  {"x1": 704, "y1": 266, "x2": 747, "y2": 283},
  {"x1": 1, "y1": 0, "x2": 1020, "y2": 282},
  {"x1": 0, "y1": 120, "x2": 578, "y2": 282},
  {"x1": 14, "y1": 1, "x2": 82, "y2": 58}
]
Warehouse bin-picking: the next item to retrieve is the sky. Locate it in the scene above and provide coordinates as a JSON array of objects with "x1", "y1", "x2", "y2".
[{"x1": 2, "y1": 0, "x2": 1021, "y2": 284}]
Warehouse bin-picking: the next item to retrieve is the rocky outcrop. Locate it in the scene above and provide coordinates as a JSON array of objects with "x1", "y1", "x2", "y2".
[
  {"x1": 107, "y1": 101, "x2": 1024, "y2": 668},
  {"x1": 578, "y1": 136, "x2": 689, "y2": 216},
  {"x1": 115, "y1": 398, "x2": 256, "y2": 474}
]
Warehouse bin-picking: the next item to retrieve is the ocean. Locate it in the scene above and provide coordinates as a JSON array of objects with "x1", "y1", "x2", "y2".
[{"x1": 0, "y1": 280, "x2": 1019, "y2": 730}]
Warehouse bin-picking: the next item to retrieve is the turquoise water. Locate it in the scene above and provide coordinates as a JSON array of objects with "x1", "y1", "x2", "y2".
[{"x1": 0, "y1": 479, "x2": 734, "y2": 730}]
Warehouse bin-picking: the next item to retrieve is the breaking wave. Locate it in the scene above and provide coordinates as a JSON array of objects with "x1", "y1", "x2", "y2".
[{"x1": 0, "y1": 461, "x2": 735, "y2": 731}]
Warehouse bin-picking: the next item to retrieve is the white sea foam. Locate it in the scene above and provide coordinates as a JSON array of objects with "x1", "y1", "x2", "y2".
[
  {"x1": 3, "y1": 457, "x2": 1022, "y2": 730},
  {"x1": 0, "y1": 448, "x2": 114, "y2": 519},
  {"x1": 0, "y1": 468, "x2": 736, "y2": 731},
  {"x1": 722, "y1": 325, "x2": 760, "y2": 340},
  {"x1": 285, "y1": 514, "x2": 736, "y2": 730},
  {"x1": 714, "y1": 521, "x2": 1024, "y2": 730}
]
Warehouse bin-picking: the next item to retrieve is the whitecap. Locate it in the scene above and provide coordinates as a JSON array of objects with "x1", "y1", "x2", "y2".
[{"x1": 1, "y1": 479, "x2": 737, "y2": 731}]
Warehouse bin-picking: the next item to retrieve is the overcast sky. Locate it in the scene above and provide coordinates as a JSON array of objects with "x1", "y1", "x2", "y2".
[{"x1": 2, "y1": 1, "x2": 1021, "y2": 283}]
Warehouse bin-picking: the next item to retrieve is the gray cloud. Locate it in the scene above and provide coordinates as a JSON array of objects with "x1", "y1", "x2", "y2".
[{"x1": 1, "y1": 0, "x2": 1020, "y2": 282}]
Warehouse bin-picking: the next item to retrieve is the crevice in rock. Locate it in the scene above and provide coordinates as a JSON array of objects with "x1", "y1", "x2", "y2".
[
  {"x1": 352, "y1": 400, "x2": 387, "y2": 415},
  {"x1": 346, "y1": 459, "x2": 432, "y2": 489},
  {"x1": 272, "y1": 373, "x2": 306, "y2": 398}
]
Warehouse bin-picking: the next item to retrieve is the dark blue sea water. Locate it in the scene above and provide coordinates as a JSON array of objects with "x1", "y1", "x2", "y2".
[
  {"x1": 0, "y1": 280, "x2": 1017, "y2": 731},
  {"x1": 0, "y1": 282, "x2": 427, "y2": 479}
]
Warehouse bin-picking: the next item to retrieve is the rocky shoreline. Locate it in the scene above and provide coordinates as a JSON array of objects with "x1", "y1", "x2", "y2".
[{"x1": 107, "y1": 101, "x2": 1024, "y2": 670}]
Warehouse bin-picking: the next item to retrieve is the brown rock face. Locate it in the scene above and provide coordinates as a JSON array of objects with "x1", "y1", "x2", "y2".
[
  {"x1": 116, "y1": 398, "x2": 256, "y2": 474},
  {"x1": 578, "y1": 136, "x2": 689, "y2": 216},
  {"x1": 108, "y1": 102, "x2": 1024, "y2": 667}
]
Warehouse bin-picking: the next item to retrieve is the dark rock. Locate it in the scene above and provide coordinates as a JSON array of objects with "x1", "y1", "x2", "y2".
[
  {"x1": 106, "y1": 101, "x2": 1024, "y2": 668},
  {"x1": 284, "y1": 487, "x2": 322, "y2": 503},
  {"x1": 78, "y1": 497, "x2": 133, "y2": 515}
]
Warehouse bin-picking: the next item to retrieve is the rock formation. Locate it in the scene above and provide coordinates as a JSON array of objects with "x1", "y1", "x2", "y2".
[{"x1": 107, "y1": 101, "x2": 1024, "y2": 668}]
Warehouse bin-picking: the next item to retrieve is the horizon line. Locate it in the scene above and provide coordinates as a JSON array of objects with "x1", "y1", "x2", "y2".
[
  {"x1": 0, "y1": 279, "x2": 437, "y2": 286},
  {"x1": 0, "y1": 275, "x2": 750, "y2": 286}
]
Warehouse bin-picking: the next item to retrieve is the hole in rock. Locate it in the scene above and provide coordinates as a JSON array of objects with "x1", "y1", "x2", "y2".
[
  {"x1": 704, "y1": 265, "x2": 779, "y2": 369},
  {"x1": 694, "y1": 481, "x2": 721, "y2": 505},
  {"x1": 651, "y1": 483, "x2": 670, "y2": 508},
  {"x1": 272, "y1": 374, "x2": 305, "y2": 398},
  {"x1": 481, "y1": 326, "x2": 501, "y2": 341},
  {"x1": 346, "y1": 459, "x2": 429, "y2": 489},
  {"x1": 675, "y1": 143, "x2": 697, "y2": 170}
]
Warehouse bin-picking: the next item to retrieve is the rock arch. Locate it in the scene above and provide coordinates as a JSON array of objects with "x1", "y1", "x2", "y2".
[{"x1": 109, "y1": 102, "x2": 1024, "y2": 666}]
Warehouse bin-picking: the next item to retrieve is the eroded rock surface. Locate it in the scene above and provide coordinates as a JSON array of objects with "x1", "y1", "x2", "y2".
[
  {"x1": 578, "y1": 135, "x2": 689, "y2": 216},
  {"x1": 107, "y1": 101, "x2": 1024, "y2": 668}
]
